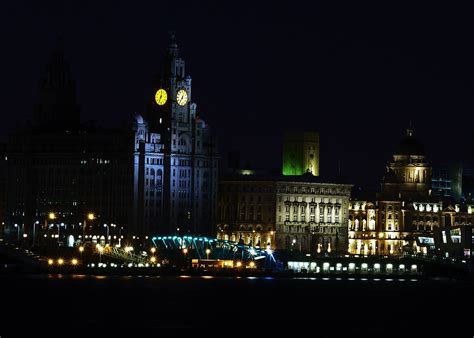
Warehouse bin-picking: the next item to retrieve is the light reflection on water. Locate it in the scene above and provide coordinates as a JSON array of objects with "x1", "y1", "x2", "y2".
[{"x1": 41, "y1": 273, "x2": 421, "y2": 283}]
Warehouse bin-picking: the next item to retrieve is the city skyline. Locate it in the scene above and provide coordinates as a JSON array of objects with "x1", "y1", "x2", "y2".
[
  {"x1": 1, "y1": 3, "x2": 473, "y2": 334},
  {"x1": 1, "y1": 1, "x2": 473, "y2": 188}
]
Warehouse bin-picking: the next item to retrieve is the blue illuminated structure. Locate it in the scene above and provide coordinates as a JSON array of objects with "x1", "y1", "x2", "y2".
[{"x1": 151, "y1": 235, "x2": 277, "y2": 265}]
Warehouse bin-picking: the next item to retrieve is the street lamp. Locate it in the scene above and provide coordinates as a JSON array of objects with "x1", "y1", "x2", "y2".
[
  {"x1": 14, "y1": 223, "x2": 19, "y2": 241},
  {"x1": 110, "y1": 223, "x2": 116, "y2": 244},
  {"x1": 96, "y1": 244, "x2": 104, "y2": 263},
  {"x1": 78, "y1": 246, "x2": 84, "y2": 261},
  {"x1": 206, "y1": 248, "x2": 211, "y2": 260},
  {"x1": 32, "y1": 221, "x2": 39, "y2": 247},
  {"x1": 47, "y1": 213, "x2": 56, "y2": 245},
  {"x1": 182, "y1": 248, "x2": 188, "y2": 268},
  {"x1": 83, "y1": 213, "x2": 95, "y2": 242},
  {"x1": 57, "y1": 222, "x2": 65, "y2": 246},
  {"x1": 103, "y1": 224, "x2": 109, "y2": 244}
]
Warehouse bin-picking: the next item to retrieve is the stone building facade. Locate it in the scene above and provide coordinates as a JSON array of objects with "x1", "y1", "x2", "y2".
[
  {"x1": 132, "y1": 35, "x2": 218, "y2": 237},
  {"x1": 5, "y1": 44, "x2": 134, "y2": 237},
  {"x1": 217, "y1": 174, "x2": 352, "y2": 253},
  {"x1": 348, "y1": 126, "x2": 474, "y2": 256}
]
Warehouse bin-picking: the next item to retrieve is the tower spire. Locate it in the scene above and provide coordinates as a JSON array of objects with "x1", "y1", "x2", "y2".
[
  {"x1": 406, "y1": 121, "x2": 414, "y2": 137},
  {"x1": 34, "y1": 37, "x2": 80, "y2": 130},
  {"x1": 167, "y1": 30, "x2": 179, "y2": 57}
]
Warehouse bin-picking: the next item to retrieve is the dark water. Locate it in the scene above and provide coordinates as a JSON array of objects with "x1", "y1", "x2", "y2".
[{"x1": 1, "y1": 274, "x2": 472, "y2": 336}]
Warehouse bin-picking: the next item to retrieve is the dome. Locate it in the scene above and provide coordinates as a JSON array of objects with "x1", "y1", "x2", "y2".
[
  {"x1": 394, "y1": 125, "x2": 425, "y2": 155},
  {"x1": 395, "y1": 136, "x2": 425, "y2": 155},
  {"x1": 134, "y1": 113, "x2": 144, "y2": 124},
  {"x1": 382, "y1": 168, "x2": 398, "y2": 183}
]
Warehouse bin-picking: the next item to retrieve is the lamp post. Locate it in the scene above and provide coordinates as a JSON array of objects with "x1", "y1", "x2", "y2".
[
  {"x1": 79, "y1": 245, "x2": 84, "y2": 262},
  {"x1": 103, "y1": 224, "x2": 109, "y2": 244},
  {"x1": 48, "y1": 213, "x2": 56, "y2": 245},
  {"x1": 206, "y1": 248, "x2": 211, "y2": 260},
  {"x1": 32, "y1": 221, "x2": 39, "y2": 247},
  {"x1": 97, "y1": 244, "x2": 104, "y2": 263},
  {"x1": 83, "y1": 213, "x2": 95, "y2": 243},
  {"x1": 57, "y1": 222, "x2": 65, "y2": 246},
  {"x1": 183, "y1": 248, "x2": 188, "y2": 268},
  {"x1": 14, "y1": 223, "x2": 19, "y2": 241},
  {"x1": 110, "y1": 224, "x2": 116, "y2": 244}
]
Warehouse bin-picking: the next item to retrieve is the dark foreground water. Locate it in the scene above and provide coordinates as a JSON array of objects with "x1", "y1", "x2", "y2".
[{"x1": 1, "y1": 274, "x2": 472, "y2": 336}]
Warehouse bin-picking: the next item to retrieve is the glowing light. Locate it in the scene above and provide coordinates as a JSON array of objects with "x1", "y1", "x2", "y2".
[
  {"x1": 87, "y1": 213, "x2": 95, "y2": 220},
  {"x1": 150, "y1": 256, "x2": 156, "y2": 263},
  {"x1": 78, "y1": 246, "x2": 84, "y2": 253},
  {"x1": 176, "y1": 89, "x2": 188, "y2": 106},
  {"x1": 48, "y1": 213, "x2": 56, "y2": 220},
  {"x1": 57, "y1": 258, "x2": 64, "y2": 265},
  {"x1": 155, "y1": 88, "x2": 168, "y2": 105},
  {"x1": 236, "y1": 261, "x2": 242, "y2": 267},
  {"x1": 249, "y1": 261, "x2": 255, "y2": 268},
  {"x1": 71, "y1": 259, "x2": 78, "y2": 265},
  {"x1": 48, "y1": 259, "x2": 54, "y2": 265},
  {"x1": 150, "y1": 247, "x2": 156, "y2": 254},
  {"x1": 183, "y1": 248, "x2": 188, "y2": 254},
  {"x1": 205, "y1": 249, "x2": 211, "y2": 255}
]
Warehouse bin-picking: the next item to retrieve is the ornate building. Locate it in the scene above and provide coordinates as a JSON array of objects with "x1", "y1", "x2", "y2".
[
  {"x1": 5, "y1": 44, "x2": 134, "y2": 238},
  {"x1": 216, "y1": 178, "x2": 276, "y2": 248},
  {"x1": 216, "y1": 174, "x2": 352, "y2": 253},
  {"x1": 275, "y1": 176, "x2": 351, "y2": 252},
  {"x1": 132, "y1": 35, "x2": 218, "y2": 237},
  {"x1": 348, "y1": 126, "x2": 474, "y2": 256}
]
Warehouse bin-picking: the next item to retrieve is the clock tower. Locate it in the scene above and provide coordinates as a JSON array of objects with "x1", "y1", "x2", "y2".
[{"x1": 133, "y1": 33, "x2": 218, "y2": 237}]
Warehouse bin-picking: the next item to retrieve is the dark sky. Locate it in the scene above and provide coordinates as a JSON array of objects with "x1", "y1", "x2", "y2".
[{"x1": 1, "y1": 1, "x2": 473, "y2": 187}]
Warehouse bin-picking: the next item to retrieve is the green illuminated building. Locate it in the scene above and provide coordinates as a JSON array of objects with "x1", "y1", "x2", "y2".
[{"x1": 282, "y1": 132, "x2": 320, "y2": 176}]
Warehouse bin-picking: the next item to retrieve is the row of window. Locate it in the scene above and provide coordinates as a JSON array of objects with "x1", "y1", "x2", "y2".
[
  {"x1": 281, "y1": 196, "x2": 342, "y2": 204},
  {"x1": 278, "y1": 186, "x2": 347, "y2": 195},
  {"x1": 146, "y1": 158, "x2": 164, "y2": 165},
  {"x1": 282, "y1": 214, "x2": 340, "y2": 223},
  {"x1": 220, "y1": 185, "x2": 273, "y2": 193}
]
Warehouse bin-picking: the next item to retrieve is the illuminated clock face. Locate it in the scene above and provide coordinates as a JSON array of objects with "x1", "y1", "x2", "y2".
[
  {"x1": 155, "y1": 89, "x2": 167, "y2": 106},
  {"x1": 176, "y1": 89, "x2": 188, "y2": 106}
]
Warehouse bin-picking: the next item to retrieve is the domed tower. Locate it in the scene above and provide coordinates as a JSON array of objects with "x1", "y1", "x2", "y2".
[{"x1": 381, "y1": 124, "x2": 432, "y2": 200}]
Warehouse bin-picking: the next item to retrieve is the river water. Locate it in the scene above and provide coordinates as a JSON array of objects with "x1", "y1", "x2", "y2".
[{"x1": 1, "y1": 273, "x2": 472, "y2": 335}]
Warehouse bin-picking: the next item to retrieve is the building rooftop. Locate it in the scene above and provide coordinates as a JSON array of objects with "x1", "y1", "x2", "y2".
[{"x1": 220, "y1": 171, "x2": 352, "y2": 186}]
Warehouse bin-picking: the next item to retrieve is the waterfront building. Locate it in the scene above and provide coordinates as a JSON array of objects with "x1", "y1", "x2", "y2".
[
  {"x1": 217, "y1": 173, "x2": 351, "y2": 253},
  {"x1": 4, "y1": 34, "x2": 219, "y2": 242},
  {"x1": 348, "y1": 125, "x2": 474, "y2": 256},
  {"x1": 5, "y1": 44, "x2": 134, "y2": 238},
  {"x1": 132, "y1": 34, "x2": 218, "y2": 237}
]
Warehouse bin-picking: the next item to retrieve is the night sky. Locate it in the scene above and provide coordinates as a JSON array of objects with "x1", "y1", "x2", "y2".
[{"x1": 1, "y1": 1, "x2": 473, "y2": 188}]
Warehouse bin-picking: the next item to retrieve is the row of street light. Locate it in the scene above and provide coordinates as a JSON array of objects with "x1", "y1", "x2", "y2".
[{"x1": 10, "y1": 212, "x2": 125, "y2": 247}]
